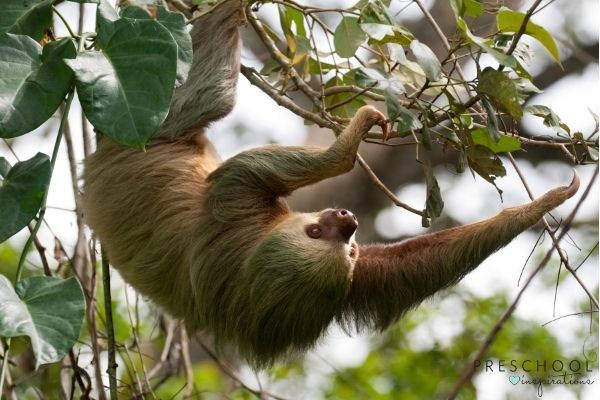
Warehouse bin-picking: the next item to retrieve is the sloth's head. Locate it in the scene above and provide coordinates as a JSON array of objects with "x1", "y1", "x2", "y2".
[{"x1": 238, "y1": 209, "x2": 359, "y2": 364}]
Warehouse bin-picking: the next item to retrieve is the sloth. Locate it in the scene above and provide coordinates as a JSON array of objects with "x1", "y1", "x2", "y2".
[{"x1": 83, "y1": 0, "x2": 579, "y2": 368}]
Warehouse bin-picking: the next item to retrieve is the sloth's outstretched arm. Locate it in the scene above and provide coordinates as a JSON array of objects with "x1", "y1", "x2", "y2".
[
  {"x1": 208, "y1": 106, "x2": 386, "y2": 201},
  {"x1": 340, "y1": 174, "x2": 580, "y2": 330}
]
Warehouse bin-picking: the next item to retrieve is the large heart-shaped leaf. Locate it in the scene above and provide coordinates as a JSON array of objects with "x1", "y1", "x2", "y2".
[
  {"x1": 0, "y1": 275, "x2": 85, "y2": 368},
  {"x1": 120, "y1": 4, "x2": 191, "y2": 84},
  {"x1": 0, "y1": 158, "x2": 10, "y2": 178},
  {"x1": 0, "y1": 35, "x2": 76, "y2": 138},
  {"x1": 119, "y1": 4, "x2": 152, "y2": 20},
  {"x1": 0, "y1": 153, "x2": 50, "y2": 243},
  {"x1": 67, "y1": 15, "x2": 178, "y2": 147},
  {"x1": 0, "y1": 0, "x2": 53, "y2": 41},
  {"x1": 156, "y1": 4, "x2": 192, "y2": 85}
]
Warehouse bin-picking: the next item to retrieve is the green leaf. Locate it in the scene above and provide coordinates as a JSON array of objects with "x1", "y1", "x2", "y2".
[
  {"x1": 523, "y1": 105, "x2": 568, "y2": 134},
  {"x1": 324, "y1": 76, "x2": 367, "y2": 119},
  {"x1": 471, "y1": 128, "x2": 521, "y2": 153},
  {"x1": 464, "y1": 0, "x2": 483, "y2": 17},
  {"x1": 514, "y1": 78, "x2": 542, "y2": 101},
  {"x1": 387, "y1": 43, "x2": 408, "y2": 64},
  {"x1": 397, "y1": 107, "x2": 423, "y2": 133},
  {"x1": 524, "y1": 105, "x2": 560, "y2": 124},
  {"x1": 278, "y1": 5, "x2": 306, "y2": 37},
  {"x1": 384, "y1": 89, "x2": 400, "y2": 129},
  {"x1": 67, "y1": 17, "x2": 178, "y2": 148},
  {"x1": 450, "y1": 0, "x2": 464, "y2": 17},
  {"x1": 0, "y1": 35, "x2": 76, "y2": 138},
  {"x1": 115, "y1": 5, "x2": 191, "y2": 84},
  {"x1": 421, "y1": 122, "x2": 433, "y2": 151},
  {"x1": 308, "y1": 58, "x2": 337, "y2": 74},
  {"x1": 361, "y1": 23, "x2": 413, "y2": 46},
  {"x1": 481, "y1": 97, "x2": 500, "y2": 142},
  {"x1": 359, "y1": 0, "x2": 395, "y2": 24},
  {"x1": 384, "y1": 90, "x2": 422, "y2": 134},
  {"x1": 0, "y1": 275, "x2": 85, "y2": 368},
  {"x1": 423, "y1": 162, "x2": 444, "y2": 221},
  {"x1": 0, "y1": 153, "x2": 50, "y2": 243},
  {"x1": 334, "y1": 17, "x2": 366, "y2": 58},
  {"x1": 360, "y1": 23, "x2": 391, "y2": 40},
  {"x1": 456, "y1": 18, "x2": 517, "y2": 68},
  {"x1": 0, "y1": 157, "x2": 10, "y2": 178},
  {"x1": 409, "y1": 40, "x2": 442, "y2": 81},
  {"x1": 0, "y1": 0, "x2": 53, "y2": 41},
  {"x1": 467, "y1": 146, "x2": 506, "y2": 186},
  {"x1": 497, "y1": 7, "x2": 560, "y2": 63},
  {"x1": 156, "y1": 4, "x2": 193, "y2": 85},
  {"x1": 354, "y1": 67, "x2": 404, "y2": 94},
  {"x1": 476, "y1": 67, "x2": 522, "y2": 120},
  {"x1": 120, "y1": 5, "x2": 152, "y2": 20}
]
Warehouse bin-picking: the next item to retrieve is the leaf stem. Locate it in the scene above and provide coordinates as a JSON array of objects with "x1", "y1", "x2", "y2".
[
  {"x1": 101, "y1": 247, "x2": 119, "y2": 399},
  {"x1": 15, "y1": 90, "x2": 74, "y2": 282},
  {"x1": 52, "y1": 6, "x2": 79, "y2": 39}
]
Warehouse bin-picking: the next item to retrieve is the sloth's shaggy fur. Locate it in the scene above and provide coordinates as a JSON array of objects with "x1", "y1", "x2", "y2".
[{"x1": 83, "y1": 0, "x2": 580, "y2": 367}]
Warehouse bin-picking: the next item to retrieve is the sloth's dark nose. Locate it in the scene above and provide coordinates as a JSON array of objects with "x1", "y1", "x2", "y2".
[
  {"x1": 335, "y1": 209, "x2": 358, "y2": 241},
  {"x1": 337, "y1": 209, "x2": 356, "y2": 220}
]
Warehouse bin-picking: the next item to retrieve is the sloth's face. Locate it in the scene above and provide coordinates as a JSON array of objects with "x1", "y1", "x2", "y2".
[
  {"x1": 305, "y1": 208, "x2": 358, "y2": 243},
  {"x1": 274, "y1": 210, "x2": 359, "y2": 264}
]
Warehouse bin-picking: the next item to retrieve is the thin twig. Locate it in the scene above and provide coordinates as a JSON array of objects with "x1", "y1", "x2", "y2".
[
  {"x1": 246, "y1": 5, "x2": 323, "y2": 108},
  {"x1": 541, "y1": 310, "x2": 598, "y2": 326},
  {"x1": 101, "y1": 247, "x2": 119, "y2": 399},
  {"x1": 323, "y1": 85, "x2": 385, "y2": 101},
  {"x1": 197, "y1": 340, "x2": 287, "y2": 400},
  {"x1": 147, "y1": 318, "x2": 176, "y2": 380},
  {"x1": 179, "y1": 328, "x2": 194, "y2": 399},
  {"x1": 356, "y1": 155, "x2": 423, "y2": 216},
  {"x1": 124, "y1": 289, "x2": 156, "y2": 399},
  {"x1": 240, "y1": 65, "x2": 338, "y2": 131}
]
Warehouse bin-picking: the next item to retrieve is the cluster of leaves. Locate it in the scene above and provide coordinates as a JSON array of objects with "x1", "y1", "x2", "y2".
[
  {"x1": 0, "y1": 0, "x2": 191, "y2": 379},
  {"x1": 257, "y1": 0, "x2": 597, "y2": 222}
]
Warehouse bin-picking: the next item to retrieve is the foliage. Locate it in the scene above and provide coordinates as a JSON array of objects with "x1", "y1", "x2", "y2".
[{"x1": 0, "y1": 0, "x2": 596, "y2": 398}]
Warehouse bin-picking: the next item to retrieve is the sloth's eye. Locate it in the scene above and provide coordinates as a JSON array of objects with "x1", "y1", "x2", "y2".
[{"x1": 306, "y1": 225, "x2": 322, "y2": 239}]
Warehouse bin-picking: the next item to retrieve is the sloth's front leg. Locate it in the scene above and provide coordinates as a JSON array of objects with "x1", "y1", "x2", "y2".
[{"x1": 207, "y1": 105, "x2": 387, "y2": 198}]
